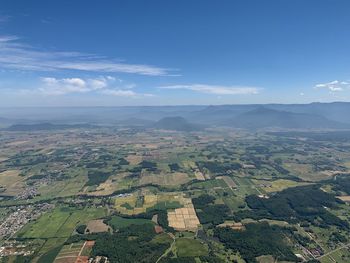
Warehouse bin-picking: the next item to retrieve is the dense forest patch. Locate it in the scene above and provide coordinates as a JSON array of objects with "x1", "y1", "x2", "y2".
[
  {"x1": 92, "y1": 224, "x2": 169, "y2": 263},
  {"x1": 85, "y1": 170, "x2": 111, "y2": 186},
  {"x1": 234, "y1": 185, "x2": 349, "y2": 229},
  {"x1": 214, "y1": 222, "x2": 297, "y2": 263}
]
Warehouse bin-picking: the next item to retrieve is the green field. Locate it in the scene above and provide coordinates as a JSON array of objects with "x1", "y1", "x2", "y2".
[
  {"x1": 107, "y1": 216, "x2": 154, "y2": 230},
  {"x1": 17, "y1": 206, "x2": 107, "y2": 239},
  {"x1": 175, "y1": 238, "x2": 208, "y2": 257}
]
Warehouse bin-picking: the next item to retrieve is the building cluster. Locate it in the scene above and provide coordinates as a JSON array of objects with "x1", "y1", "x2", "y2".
[
  {"x1": 0, "y1": 241, "x2": 33, "y2": 257},
  {"x1": 0, "y1": 203, "x2": 54, "y2": 241}
]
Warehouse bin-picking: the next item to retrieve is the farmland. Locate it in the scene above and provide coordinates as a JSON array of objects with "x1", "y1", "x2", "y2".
[{"x1": 0, "y1": 126, "x2": 350, "y2": 262}]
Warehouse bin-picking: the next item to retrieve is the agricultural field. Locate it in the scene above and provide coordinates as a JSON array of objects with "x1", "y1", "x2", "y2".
[
  {"x1": 175, "y1": 238, "x2": 208, "y2": 257},
  {"x1": 0, "y1": 127, "x2": 350, "y2": 263},
  {"x1": 114, "y1": 192, "x2": 186, "y2": 215}
]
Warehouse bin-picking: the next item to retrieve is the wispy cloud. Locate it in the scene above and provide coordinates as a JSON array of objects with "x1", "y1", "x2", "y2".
[
  {"x1": 0, "y1": 35, "x2": 173, "y2": 76},
  {"x1": 314, "y1": 80, "x2": 350, "y2": 92},
  {"x1": 35, "y1": 76, "x2": 152, "y2": 97},
  {"x1": 159, "y1": 84, "x2": 260, "y2": 95},
  {"x1": 98, "y1": 88, "x2": 154, "y2": 98}
]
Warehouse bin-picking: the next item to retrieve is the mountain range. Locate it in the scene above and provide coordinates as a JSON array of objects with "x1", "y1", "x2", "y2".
[{"x1": 1, "y1": 102, "x2": 350, "y2": 130}]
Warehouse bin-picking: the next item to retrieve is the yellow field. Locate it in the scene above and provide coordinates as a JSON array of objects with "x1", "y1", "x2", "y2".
[
  {"x1": 0, "y1": 170, "x2": 25, "y2": 196},
  {"x1": 256, "y1": 179, "x2": 311, "y2": 193},
  {"x1": 86, "y1": 219, "x2": 110, "y2": 233},
  {"x1": 0, "y1": 157, "x2": 9, "y2": 162},
  {"x1": 167, "y1": 203, "x2": 200, "y2": 232},
  {"x1": 126, "y1": 154, "x2": 142, "y2": 165},
  {"x1": 337, "y1": 196, "x2": 350, "y2": 202},
  {"x1": 6, "y1": 140, "x2": 29, "y2": 146},
  {"x1": 344, "y1": 161, "x2": 350, "y2": 169}
]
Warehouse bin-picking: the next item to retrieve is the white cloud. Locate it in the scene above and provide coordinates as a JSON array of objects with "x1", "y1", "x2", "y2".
[
  {"x1": 159, "y1": 84, "x2": 260, "y2": 95},
  {"x1": 39, "y1": 77, "x2": 89, "y2": 95},
  {"x1": 314, "y1": 80, "x2": 350, "y2": 92},
  {"x1": 99, "y1": 89, "x2": 137, "y2": 97},
  {"x1": 0, "y1": 35, "x2": 173, "y2": 76},
  {"x1": 36, "y1": 76, "x2": 152, "y2": 97}
]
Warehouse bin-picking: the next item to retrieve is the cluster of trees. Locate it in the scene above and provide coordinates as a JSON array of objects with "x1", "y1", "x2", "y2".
[
  {"x1": 91, "y1": 224, "x2": 169, "y2": 263},
  {"x1": 160, "y1": 253, "x2": 224, "y2": 263},
  {"x1": 332, "y1": 175, "x2": 350, "y2": 195},
  {"x1": 140, "y1": 161, "x2": 158, "y2": 171},
  {"x1": 168, "y1": 163, "x2": 180, "y2": 172},
  {"x1": 129, "y1": 160, "x2": 158, "y2": 174},
  {"x1": 235, "y1": 185, "x2": 349, "y2": 229},
  {"x1": 193, "y1": 194, "x2": 230, "y2": 225},
  {"x1": 85, "y1": 170, "x2": 111, "y2": 186},
  {"x1": 118, "y1": 157, "x2": 130, "y2": 165},
  {"x1": 75, "y1": 224, "x2": 87, "y2": 234},
  {"x1": 214, "y1": 222, "x2": 297, "y2": 263},
  {"x1": 196, "y1": 162, "x2": 241, "y2": 176}
]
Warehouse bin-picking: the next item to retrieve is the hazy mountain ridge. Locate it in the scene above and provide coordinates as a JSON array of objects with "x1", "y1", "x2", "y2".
[
  {"x1": 152, "y1": 116, "x2": 202, "y2": 131},
  {"x1": 227, "y1": 107, "x2": 349, "y2": 129},
  {"x1": 1, "y1": 102, "x2": 350, "y2": 130}
]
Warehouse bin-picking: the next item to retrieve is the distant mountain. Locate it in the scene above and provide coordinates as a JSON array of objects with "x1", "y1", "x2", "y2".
[
  {"x1": 228, "y1": 107, "x2": 349, "y2": 129},
  {"x1": 191, "y1": 102, "x2": 350, "y2": 125},
  {"x1": 2, "y1": 102, "x2": 350, "y2": 130},
  {"x1": 118, "y1": 118, "x2": 154, "y2": 126},
  {"x1": 153, "y1": 117, "x2": 202, "y2": 131},
  {"x1": 6, "y1": 123, "x2": 97, "y2": 131}
]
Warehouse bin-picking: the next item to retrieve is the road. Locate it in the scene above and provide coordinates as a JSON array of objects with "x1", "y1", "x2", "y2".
[
  {"x1": 317, "y1": 242, "x2": 350, "y2": 260},
  {"x1": 156, "y1": 233, "x2": 176, "y2": 263}
]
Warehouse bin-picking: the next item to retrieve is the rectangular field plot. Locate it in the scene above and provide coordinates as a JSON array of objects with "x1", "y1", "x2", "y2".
[
  {"x1": 54, "y1": 242, "x2": 84, "y2": 263},
  {"x1": 216, "y1": 176, "x2": 237, "y2": 189},
  {"x1": 167, "y1": 204, "x2": 200, "y2": 232},
  {"x1": 17, "y1": 206, "x2": 107, "y2": 239},
  {"x1": 114, "y1": 193, "x2": 186, "y2": 215},
  {"x1": 54, "y1": 240, "x2": 95, "y2": 263}
]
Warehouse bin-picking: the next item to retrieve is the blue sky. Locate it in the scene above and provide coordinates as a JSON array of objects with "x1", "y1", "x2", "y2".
[{"x1": 1, "y1": 0, "x2": 350, "y2": 106}]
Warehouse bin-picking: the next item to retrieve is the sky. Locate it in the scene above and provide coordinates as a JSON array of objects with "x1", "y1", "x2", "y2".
[{"x1": 1, "y1": 0, "x2": 350, "y2": 106}]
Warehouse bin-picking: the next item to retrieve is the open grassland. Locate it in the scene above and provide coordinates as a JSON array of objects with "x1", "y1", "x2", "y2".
[
  {"x1": 232, "y1": 176, "x2": 260, "y2": 196},
  {"x1": 16, "y1": 206, "x2": 106, "y2": 263},
  {"x1": 126, "y1": 154, "x2": 143, "y2": 165},
  {"x1": 284, "y1": 162, "x2": 331, "y2": 181},
  {"x1": 253, "y1": 179, "x2": 311, "y2": 193},
  {"x1": 344, "y1": 161, "x2": 350, "y2": 169},
  {"x1": 320, "y1": 248, "x2": 350, "y2": 263},
  {"x1": 151, "y1": 233, "x2": 173, "y2": 244},
  {"x1": 37, "y1": 177, "x2": 87, "y2": 199},
  {"x1": 256, "y1": 255, "x2": 275, "y2": 263},
  {"x1": 17, "y1": 206, "x2": 107, "y2": 239},
  {"x1": 175, "y1": 238, "x2": 208, "y2": 257},
  {"x1": 0, "y1": 170, "x2": 25, "y2": 196},
  {"x1": 217, "y1": 176, "x2": 237, "y2": 189},
  {"x1": 190, "y1": 178, "x2": 227, "y2": 190},
  {"x1": 86, "y1": 219, "x2": 110, "y2": 233}
]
